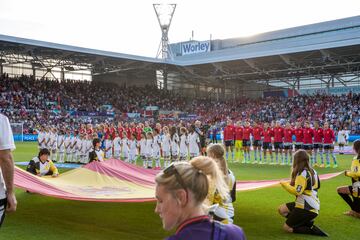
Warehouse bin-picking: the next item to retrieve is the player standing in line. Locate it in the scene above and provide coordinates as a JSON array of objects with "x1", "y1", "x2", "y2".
[
  {"x1": 113, "y1": 132, "x2": 122, "y2": 160},
  {"x1": 49, "y1": 128, "x2": 58, "y2": 162},
  {"x1": 313, "y1": 121, "x2": 325, "y2": 167},
  {"x1": 117, "y1": 122, "x2": 124, "y2": 139},
  {"x1": 152, "y1": 129, "x2": 162, "y2": 169},
  {"x1": 136, "y1": 123, "x2": 143, "y2": 141},
  {"x1": 179, "y1": 127, "x2": 189, "y2": 161},
  {"x1": 294, "y1": 121, "x2": 304, "y2": 151},
  {"x1": 121, "y1": 133, "x2": 130, "y2": 162},
  {"x1": 337, "y1": 126, "x2": 347, "y2": 155},
  {"x1": 262, "y1": 122, "x2": 274, "y2": 164},
  {"x1": 71, "y1": 131, "x2": 79, "y2": 163},
  {"x1": 234, "y1": 121, "x2": 244, "y2": 163},
  {"x1": 273, "y1": 121, "x2": 285, "y2": 165},
  {"x1": 323, "y1": 122, "x2": 337, "y2": 168},
  {"x1": 64, "y1": 130, "x2": 72, "y2": 163},
  {"x1": 37, "y1": 126, "x2": 45, "y2": 150},
  {"x1": 223, "y1": 120, "x2": 235, "y2": 162},
  {"x1": 86, "y1": 123, "x2": 94, "y2": 136},
  {"x1": 145, "y1": 132, "x2": 154, "y2": 169},
  {"x1": 283, "y1": 122, "x2": 294, "y2": 165},
  {"x1": 57, "y1": 129, "x2": 65, "y2": 163},
  {"x1": 161, "y1": 126, "x2": 171, "y2": 168},
  {"x1": 139, "y1": 132, "x2": 147, "y2": 168},
  {"x1": 81, "y1": 134, "x2": 89, "y2": 163},
  {"x1": 104, "y1": 134, "x2": 113, "y2": 159},
  {"x1": 76, "y1": 133, "x2": 83, "y2": 163},
  {"x1": 303, "y1": 121, "x2": 314, "y2": 166},
  {"x1": 242, "y1": 121, "x2": 252, "y2": 163},
  {"x1": 188, "y1": 125, "x2": 201, "y2": 158},
  {"x1": 44, "y1": 127, "x2": 51, "y2": 150},
  {"x1": 129, "y1": 133, "x2": 138, "y2": 165},
  {"x1": 170, "y1": 126, "x2": 179, "y2": 163},
  {"x1": 109, "y1": 123, "x2": 116, "y2": 141},
  {"x1": 252, "y1": 122, "x2": 263, "y2": 164},
  {"x1": 85, "y1": 134, "x2": 93, "y2": 164}
]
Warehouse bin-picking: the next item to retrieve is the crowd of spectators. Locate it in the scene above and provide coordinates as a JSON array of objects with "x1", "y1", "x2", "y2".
[{"x1": 1, "y1": 73, "x2": 359, "y2": 134}]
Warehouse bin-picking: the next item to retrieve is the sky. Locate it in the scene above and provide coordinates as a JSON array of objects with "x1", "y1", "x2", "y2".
[{"x1": 0, "y1": 0, "x2": 359, "y2": 57}]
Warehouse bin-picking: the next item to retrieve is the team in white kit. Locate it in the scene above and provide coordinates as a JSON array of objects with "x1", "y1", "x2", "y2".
[{"x1": 36, "y1": 124, "x2": 201, "y2": 169}]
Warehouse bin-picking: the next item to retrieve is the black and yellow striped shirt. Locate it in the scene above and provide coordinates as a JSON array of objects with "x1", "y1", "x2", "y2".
[{"x1": 281, "y1": 169, "x2": 320, "y2": 214}]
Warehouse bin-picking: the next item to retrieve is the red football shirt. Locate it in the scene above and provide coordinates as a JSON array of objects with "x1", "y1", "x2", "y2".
[
  {"x1": 223, "y1": 125, "x2": 235, "y2": 141},
  {"x1": 273, "y1": 127, "x2": 284, "y2": 142},
  {"x1": 109, "y1": 127, "x2": 116, "y2": 140},
  {"x1": 323, "y1": 129, "x2": 335, "y2": 144},
  {"x1": 86, "y1": 128, "x2": 93, "y2": 135},
  {"x1": 252, "y1": 127, "x2": 263, "y2": 141},
  {"x1": 242, "y1": 127, "x2": 252, "y2": 140},
  {"x1": 263, "y1": 128, "x2": 274, "y2": 143},
  {"x1": 125, "y1": 127, "x2": 132, "y2": 138},
  {"x1": 284, "y1": 128, "x2": 294, "y2": 143},
  {"x1": 313, "y1": 128, "x2": 324, "y2": 143},
  {"x1": 294, "y1": 128, "x2": 303, "y2": 143},
  {"x1": 303, "y1": 128, "x2": 314, "y2": 144},
  {"x1": 234, "y1": 127, "x2": 243, "y2": 140},
  {"x1": 104, "y1": 128, "x2": 110, "y2": 139},
  {"x1": 118, "y1": 127, "x2": 124, "y2": 138},
  {"x1": 136, "y1": 127, "x2": 142, "y2": 140},
  {"x1": 79, "y1": 128, "x2": 86, "y2": 135}
]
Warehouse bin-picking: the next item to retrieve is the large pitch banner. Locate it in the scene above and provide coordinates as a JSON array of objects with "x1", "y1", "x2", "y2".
[{"x1": 181, "y1": 40, "x2": 211, "y2": 55}]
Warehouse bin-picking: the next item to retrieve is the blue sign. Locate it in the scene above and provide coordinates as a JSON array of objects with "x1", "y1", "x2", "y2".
[
  {"x1": 13, "y1": 134, "x2": 38, "y2": 142},
  {"x1": 181, "y1": 40, "x2": 211, "y2": 55}
]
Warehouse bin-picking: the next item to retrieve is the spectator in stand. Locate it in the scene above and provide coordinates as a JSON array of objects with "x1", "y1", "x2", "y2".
[{"x1": 1, "y1": 74, "x2": 359, "y2": 135}]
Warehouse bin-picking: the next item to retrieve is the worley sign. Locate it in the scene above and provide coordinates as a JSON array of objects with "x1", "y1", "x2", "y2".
[{"x1": 181, "y1": 41, "x2": 211, "y2": 55}]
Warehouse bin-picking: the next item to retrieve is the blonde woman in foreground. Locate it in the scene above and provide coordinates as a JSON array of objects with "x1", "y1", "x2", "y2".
[{"x1": 155, "y1": 156, "x2": 246, "y2": 240}]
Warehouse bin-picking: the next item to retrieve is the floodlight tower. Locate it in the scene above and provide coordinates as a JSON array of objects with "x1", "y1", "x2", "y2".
[{"x1": 153, "y1": 3, "x2": 176, "y2": 90}]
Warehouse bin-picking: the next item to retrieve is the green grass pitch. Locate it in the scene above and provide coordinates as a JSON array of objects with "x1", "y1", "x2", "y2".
[{"x1": 1, "y1": 142, "x2": 359, "y2": 239}]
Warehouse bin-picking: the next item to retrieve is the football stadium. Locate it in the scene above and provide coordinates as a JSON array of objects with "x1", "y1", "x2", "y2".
[{"x1": 0, "y1": 1, "x2": 360, "y2": 240}]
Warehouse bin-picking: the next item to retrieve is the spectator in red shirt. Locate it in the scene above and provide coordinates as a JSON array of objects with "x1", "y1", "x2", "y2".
[
  {"x1": 234, "y1": 121, "x2": 244, "y2": 162},
  {"x1": 242, "y1": 121, "x2": 253, "y2": 163},
  {"x1": 313, "y1": 121, "x2": 325, "y2": 167},
  {"x1": 223, "y1": 119, "x2": 235, "y2": 161},
  {"x1": 323, "y1": 122, "x2": 337, "y2": 168},
  {"x1": 283, "y1": 122, "x2": 294, "y2": 165},
  {"x1": 262, "y1": 122, "x2": 274, "y2": 163},
  {"x1": 252, "y1": 122, "x2": 263, "y2": 163},
  {"x1": 273, "y1": 121, "x2": 285, "y2": 164}
]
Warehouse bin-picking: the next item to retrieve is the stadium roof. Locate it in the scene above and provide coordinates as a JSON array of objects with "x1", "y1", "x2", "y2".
[{"x1": 1, "y1": 15, "x2": 360, "y2": 88}]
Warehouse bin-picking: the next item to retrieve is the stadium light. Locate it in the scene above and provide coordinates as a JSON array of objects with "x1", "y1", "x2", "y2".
[
  {"x1": 153, "y1": 3, "x2": 176, "y2": 59},
  {"x1": 153, "y1": 3, "x2": 176, "y2": 91}
]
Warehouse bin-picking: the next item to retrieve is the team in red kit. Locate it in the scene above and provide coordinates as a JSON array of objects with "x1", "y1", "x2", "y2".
[{"x1": 222, "y1": 120, "x2": 338, "y2": 168}]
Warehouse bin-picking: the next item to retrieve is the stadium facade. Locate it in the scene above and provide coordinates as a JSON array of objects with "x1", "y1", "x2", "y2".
[{"x1": 1, "y1": 15, "x2": 360, "y2": 99}]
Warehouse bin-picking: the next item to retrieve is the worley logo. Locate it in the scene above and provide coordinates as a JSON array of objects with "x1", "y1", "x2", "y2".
[{"x1": 181, "y1": 41, "x2": 211, "y2": 55}]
